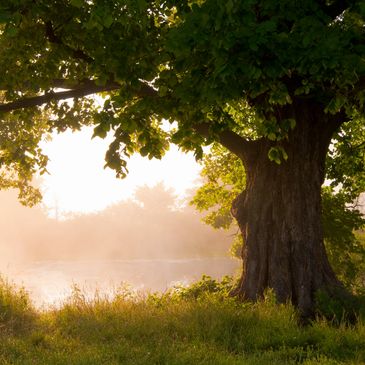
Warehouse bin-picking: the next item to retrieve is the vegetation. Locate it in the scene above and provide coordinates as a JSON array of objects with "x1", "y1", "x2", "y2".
[
  {"x1": 0, "y1": 276, "x2": 365, "y2": 365},
  {"x1": 0, "y1": 0, "x2": 365, "y2": 314}
]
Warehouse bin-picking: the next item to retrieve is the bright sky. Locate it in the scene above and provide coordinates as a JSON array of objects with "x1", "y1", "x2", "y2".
[{"x1": 40, "y1": 127, "x2": 202, "y2": 217}]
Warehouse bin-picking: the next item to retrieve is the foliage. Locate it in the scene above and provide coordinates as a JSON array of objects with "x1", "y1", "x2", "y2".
[
  {"x1": 326, "y1": 116, "x2": 365, "y2": 200},
  {"x1": 0, "y1": 0, "x2": 364, "y2": 186},
  {"x1": 322, "y1": 188, "x2": 365, "y2": 290},
  {"x1": 0, "y1": 277, "x2": 365, "y2": 364},
  {"x1": 191, "y1": 144, "x2": 245, "y2": 230},
  {"x1": 169, "y1": 274, "x2": 235, "y2": 300},
  {"x1": 0, "y1": 100, "x2": 49, "y2": 205},
  {"x1": 0, "y1": 0, "x2": 365, "y2": 309},
  {"x1": 0, "y1": 0, "x2": 172, "y2": 180},
  {"x1": 190, "y1": 143, "x2": 246, "y2": 258}
]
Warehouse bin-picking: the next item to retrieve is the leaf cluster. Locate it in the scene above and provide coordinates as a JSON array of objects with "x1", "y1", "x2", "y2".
[
  {"x1": 191, "y1": 144, "x2": 245, "y2": 229},
  {"x1": 0, "y1": 105, "x2": 49, "y2": 205},
  {"x1": 167, "y1": 0, "x2": 365, "y2": 116},
  {"x1": 327, "y1": 116, "x2": 365, "y2": 200},
  {"x1": 322, "y1": 187, "x2": 365, "y2": 291}
]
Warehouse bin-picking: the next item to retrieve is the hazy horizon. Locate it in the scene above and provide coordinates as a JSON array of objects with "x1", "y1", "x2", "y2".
[{"x1": 0, "y1": 184, "x2": 239, "y2": 306}]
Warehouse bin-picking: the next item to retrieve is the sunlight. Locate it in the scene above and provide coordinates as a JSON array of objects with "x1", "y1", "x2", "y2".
[{"x1": 40, "y1": 127, "x2": 202, "y2": 217}]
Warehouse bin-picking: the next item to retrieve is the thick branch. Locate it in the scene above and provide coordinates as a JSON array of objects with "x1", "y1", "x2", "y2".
[
  {"x1": 51, "y1": 78, "x2": 120, "y2": 90},
  {"x1": 0, "y1": 83, "x2": 119, "y2": 113},
  {"x1": 219, "y1": 130, "x2": 254, "y2": 159},
  {"x1": 0, "y1": 80, "x2": 157, "y2": 113},
  {"x1": 193, "y1": 122, "x2": 254, "y2": 159}
]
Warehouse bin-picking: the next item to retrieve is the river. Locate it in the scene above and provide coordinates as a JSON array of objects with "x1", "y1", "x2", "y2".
[{"x1": 2, "y1": 257, "x2": 240, "y2": 307}]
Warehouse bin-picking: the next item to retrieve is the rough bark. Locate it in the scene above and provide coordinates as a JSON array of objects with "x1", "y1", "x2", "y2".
[{"x1": 231, "y1": 100, "x2": 346, "y2": 318}]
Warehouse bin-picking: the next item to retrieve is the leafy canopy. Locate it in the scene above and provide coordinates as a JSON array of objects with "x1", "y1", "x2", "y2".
[{"x1": 0, "y1": 0, "x2": 364, "y2": 199}]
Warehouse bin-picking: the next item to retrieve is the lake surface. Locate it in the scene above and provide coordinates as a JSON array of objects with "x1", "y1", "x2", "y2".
[{"x1": 2, "y1": 257, "x2": 240, "y2": 307}]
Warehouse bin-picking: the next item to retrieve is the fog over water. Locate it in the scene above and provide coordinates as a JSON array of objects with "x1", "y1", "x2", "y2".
[{"x1": 0, "y1": 184, "x2": 239, "y2": 306}]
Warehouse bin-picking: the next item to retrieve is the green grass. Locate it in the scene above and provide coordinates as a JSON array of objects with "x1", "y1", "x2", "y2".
[{"x1": 0, "y1": 276, "x2": 364, "y2": 365}]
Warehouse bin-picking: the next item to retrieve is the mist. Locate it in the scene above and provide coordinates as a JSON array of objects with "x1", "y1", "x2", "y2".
[{"x1": 0, "y1": 183, "x2": 238, "y2": 305}]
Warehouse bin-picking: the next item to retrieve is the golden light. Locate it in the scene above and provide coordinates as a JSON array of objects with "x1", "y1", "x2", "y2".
[{"x1": 40, "y1": 127, "x2": 202, "y2": 217}]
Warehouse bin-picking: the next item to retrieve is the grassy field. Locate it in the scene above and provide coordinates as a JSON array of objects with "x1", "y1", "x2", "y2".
[{"x1": 0, "y1": 276, "x2": 364, "y2": 365}]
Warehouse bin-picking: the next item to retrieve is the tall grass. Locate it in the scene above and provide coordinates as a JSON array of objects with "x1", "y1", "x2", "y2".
[
  {"x1": 0, "y1": 276, "x2": 36, "y2": 334},
  {"x1": 0, "y1": 276, "x2": 364, "y2": 365}
]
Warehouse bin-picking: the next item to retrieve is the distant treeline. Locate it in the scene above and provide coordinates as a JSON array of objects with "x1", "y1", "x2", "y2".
[{"x1": 0, "y1": 184, "x2": 232, "y2": 263}]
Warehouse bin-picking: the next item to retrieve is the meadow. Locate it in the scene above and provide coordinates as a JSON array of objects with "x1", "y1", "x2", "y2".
[{"x1": 0, "y1": 275, "x2": 364, "y2": 365}]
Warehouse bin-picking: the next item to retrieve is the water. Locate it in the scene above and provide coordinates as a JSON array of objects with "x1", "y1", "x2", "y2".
[{"x1": 3, "y1": 257, "x2": 240, "y2": 307}]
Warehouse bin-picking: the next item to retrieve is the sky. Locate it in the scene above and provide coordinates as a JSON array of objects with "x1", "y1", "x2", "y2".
[{"x1": 40, "y1": 127, "x2": 203, "y2": 217}]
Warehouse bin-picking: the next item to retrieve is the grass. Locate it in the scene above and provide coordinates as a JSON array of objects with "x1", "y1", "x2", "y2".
[{"x1": 0, "y1": 276, "x2": 364, "y2": 365}]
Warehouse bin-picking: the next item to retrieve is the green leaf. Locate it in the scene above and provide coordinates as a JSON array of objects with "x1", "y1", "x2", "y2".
[
  {"x1": 102, "y1": 14, "x2": 114, "y2": 28},
  {"x1": 140, "y1": 145, "x2": 149, "y2": 157},
  {"x1": 0, "y1": 11, "x2": 12, "y2": 23},
  {"x1": 279, "y1": 146, "x2": 288, "y2": 161},
  {"x1": 70, "y1": 0, "x2": 84, "y2": 8},
  {"x1": 267, "y1": 132, "x2": 276, "y2": 141},
  {"x1": 158, "y1": 85, "x2": 168, "y2": 97},
  {"x1": 5, "y1": 25, "x2": 18, "y2": 37},
  {"x1": 92, "y1": 123, "x2": 109, "y2": 139},
  {"x1": 226, "y1": 0, "x2": 234, "y2": 13},
  {"x1": 268, "y1": 147, "x2": 281, "y2": 165}
]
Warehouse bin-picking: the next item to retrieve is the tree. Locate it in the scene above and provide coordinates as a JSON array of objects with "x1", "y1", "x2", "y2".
[
  {"x1": 0, "y1": 0, "x2": 364, "y2": 316},
  {"x1": 191, "y1": 143, "x2": 365, "y2": 292}
]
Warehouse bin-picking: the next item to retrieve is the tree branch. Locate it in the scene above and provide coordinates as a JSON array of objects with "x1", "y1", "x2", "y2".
[
  {"x1": 45, "y1": 21, "x2": 94, "y2": 63},
  {"x1": 193, "y1": 122, "x2": 253, "y2": 159},
  {"x1": 0, "y1": 84, "x2": 117, "y2": 113},
  {"x1": 219, "y1": 130, "x2": 254, "y2": 159},
  {"x1": 0, "y1": 80, "x2": 157, "y2": 113}
]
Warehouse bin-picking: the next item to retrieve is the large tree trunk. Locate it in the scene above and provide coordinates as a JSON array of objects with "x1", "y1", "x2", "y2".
[{"x1": 231, "y1": 101, "x2": 345, "y2": 318}]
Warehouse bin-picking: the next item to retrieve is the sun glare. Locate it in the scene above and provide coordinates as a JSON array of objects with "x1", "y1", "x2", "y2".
[{"x1": 40, "y1": 127, "x2": 202, "y2": 217}]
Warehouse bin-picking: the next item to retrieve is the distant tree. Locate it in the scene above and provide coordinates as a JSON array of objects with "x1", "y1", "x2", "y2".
[
  {"x1": 0, "y1": 1, "x2": 364, "y2": 316},
  {"x1": 134, "y1": 183, "x2": 177, "y2": 211}
]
